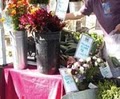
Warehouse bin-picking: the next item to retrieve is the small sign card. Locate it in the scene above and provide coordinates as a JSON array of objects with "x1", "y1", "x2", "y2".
[
  {"x1": 0, "y1": 0, "x2": 3, "y2": 13},
  {"x1": 2, "y1": 12, "x2": 13, "y2": 32},
  {"x1": 74, "y1": 34, "x2": 93, "y2": 59},
  {"x1": 59, "y1": 68, "x2": 79, "y2": 93},
  {"x1": 55, "y1": 0, "x2": 69, "y2": 20},
  {"x1": 99, "y1": 62, "x2": 113, "y2": 78}
]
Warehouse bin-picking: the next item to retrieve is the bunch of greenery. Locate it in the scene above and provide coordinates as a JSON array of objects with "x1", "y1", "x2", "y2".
[{"x1": 97, "y1": 80, "x2": 120, "y2": 99}]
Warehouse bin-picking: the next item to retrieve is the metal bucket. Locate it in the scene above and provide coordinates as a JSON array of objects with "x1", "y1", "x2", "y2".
[
  {"x1": 35, "y1": 32, "x2": 60, "y2": 74},
  {"x1": 11, "y1": 30, "x2": 27, "y2": 69}
]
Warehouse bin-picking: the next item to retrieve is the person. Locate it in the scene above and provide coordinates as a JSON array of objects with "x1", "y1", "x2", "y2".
[
  {"x1": 65, "y1": 0, "x2": 120, "y2": 77},
  {"x1": 65, "y1": 0, "x2": 120, "y2": 34}
]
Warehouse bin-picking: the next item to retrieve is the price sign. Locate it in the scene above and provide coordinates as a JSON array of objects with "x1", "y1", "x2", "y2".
[
  {"x1": 59, "y1": 68, "x2": 78, "y2": 93},
  {"x1": 99, "y1": 62, "x2": 113, "y2": 78},
  {"x1": 0, "y1": 0, "x2": 3, "y2": 13},
  {"x1": 55, "y1": 0, "x2": 69, "y2": 20},
  {"x1": 2, "y1": 12, "x2": 13, "y2": 32},
  {"x1": 74, "y1": 34, "x2": 93, "y2": 59}
]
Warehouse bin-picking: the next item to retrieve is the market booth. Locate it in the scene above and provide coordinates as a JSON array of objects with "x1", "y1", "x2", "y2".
[{"x1": 0, "y1": 0, "x2": 120, "y2": 99}]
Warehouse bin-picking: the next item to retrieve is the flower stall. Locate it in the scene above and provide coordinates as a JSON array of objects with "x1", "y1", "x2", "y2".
[{"x1": 0, "y1": 0, "x2": 120, "y2": 99}]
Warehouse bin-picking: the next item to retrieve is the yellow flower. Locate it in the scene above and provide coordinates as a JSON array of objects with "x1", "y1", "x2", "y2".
[
  {"x1": 28, "y1": 5, "x2": 39, "y2": 14},
  {"x1": 0, "y1": 18, "x2": 5, "y2": 22}
]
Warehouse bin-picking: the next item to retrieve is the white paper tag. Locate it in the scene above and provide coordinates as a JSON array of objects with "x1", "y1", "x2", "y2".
[
  {"x1": 59, "y1": 68, "x2": 78, "y2": 93},
  {"x1": 0, "y1": 0, "x2": 3, "y2": 13},
  {"x1": 99, "y1": 62, "x2": 113, "y2": 78},
  {"x1": 74, "y1": 34, "x2": 93, "y2": 60},
  {"x1": 88, "y1": 82, "x2": 98, "y2": 89},
  {"x1": 55, "y1": 0, "x2": 69, "y2": 20}
]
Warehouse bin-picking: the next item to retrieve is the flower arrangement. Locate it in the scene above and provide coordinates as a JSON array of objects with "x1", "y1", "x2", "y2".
[
  {"x1": 19, "y1": 5, "x2": 65, "y2": 35},
  {"x1": 63, "y1": 32, "x2": 105, "y2": 90},
  {"x1": 7, "y1": 0, "x2": 29, "y2": 30},
  {"x1": 67, "y1": 54, "x2": 105, "y2": 90}
]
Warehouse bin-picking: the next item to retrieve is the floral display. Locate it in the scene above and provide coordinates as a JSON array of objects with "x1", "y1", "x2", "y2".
[
  {"x1": 7, "y1": 0, "x2": 29, "y2": 30},
  {"x1": 60, "y1": 30, "x2": 105, "y2": 90},
  {"x1": 19, "y1": 6, "x2": 65, "y2": 35}
]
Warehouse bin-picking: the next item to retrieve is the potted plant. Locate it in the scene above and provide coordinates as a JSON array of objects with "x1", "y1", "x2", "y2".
[
  {"x1": 6, "y1": 0, "x2": 29, "y2": 69},
  {"x1": 19, "y1": 6, "x2": 65, "y2": 74},
  {"x1": 97, "y1": 79, "x2": 120, "y2": 99}
]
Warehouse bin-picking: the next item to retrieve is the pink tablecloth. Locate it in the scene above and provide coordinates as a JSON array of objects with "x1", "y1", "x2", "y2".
[{"x1": 0, "y1": 65, "x2": 64, "y2": 99}]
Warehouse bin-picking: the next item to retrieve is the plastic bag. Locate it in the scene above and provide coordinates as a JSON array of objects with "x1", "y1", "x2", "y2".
[
  {"x1": 104, "y1": 30, "x2": 120, "y2": 61},
  {"x1": 103, "y1": 30, "x2": 120, "y2": 77}
]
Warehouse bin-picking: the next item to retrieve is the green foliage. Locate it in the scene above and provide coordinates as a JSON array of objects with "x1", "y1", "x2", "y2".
[
  {"x1": 110, "y1": 57, "x2": 120, "y2": 67},
  {"x1": 89, "y1": 32, "x2": 104, "y2": 56},
  {"x1": 59, "y1": 30, "x2": 104, "y2": 66},
  {"x1": 97, "y1": 80, "x2": 120, "y2": 99}
]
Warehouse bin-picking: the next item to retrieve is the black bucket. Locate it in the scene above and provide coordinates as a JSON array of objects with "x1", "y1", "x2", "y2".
[{"x1": 35, "y1": 32, "x2": 60, "y2": 74}]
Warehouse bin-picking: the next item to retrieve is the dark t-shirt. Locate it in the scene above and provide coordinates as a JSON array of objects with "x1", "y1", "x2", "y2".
[{"x1": 80, "y1": 0, "x2": 120, "y2": 34}]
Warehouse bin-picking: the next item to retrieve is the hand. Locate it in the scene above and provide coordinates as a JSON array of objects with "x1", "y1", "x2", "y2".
[{"x1": 114, "y1": 24, "x2": 120, "y2": 32}]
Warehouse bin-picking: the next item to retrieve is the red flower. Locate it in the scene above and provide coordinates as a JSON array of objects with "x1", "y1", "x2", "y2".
[{"x1": 19, "y1": 7, "x2": 65, "y2": 34}]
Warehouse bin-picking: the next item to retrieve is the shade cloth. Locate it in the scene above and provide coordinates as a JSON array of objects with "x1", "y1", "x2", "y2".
[{"x1": 0, "y1": 65, "x2": 64, "y2": 99}]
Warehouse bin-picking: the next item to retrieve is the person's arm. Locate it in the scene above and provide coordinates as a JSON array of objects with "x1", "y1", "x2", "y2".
[
  {"x1": 65, "y1": 11, "x2": 85, "y2": 20},
  {"x1": 115, "y1": 24, "x2": 120, "y2": 32}
]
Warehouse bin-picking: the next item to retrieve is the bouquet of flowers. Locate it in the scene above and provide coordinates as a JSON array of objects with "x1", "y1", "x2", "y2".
[
  {"x1": 67, "y1": 55, "x2": 106, "y2": 90},
  {"x1": 19, "y1": 5, "x2": 65, "y2": 35},
  {"x1": 7, "y1": 0, "x2": 29, "y2": 30}
]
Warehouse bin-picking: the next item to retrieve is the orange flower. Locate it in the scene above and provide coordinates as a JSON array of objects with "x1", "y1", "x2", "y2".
[
  {"x1": 6, "y1": 0, "x2": 29, "y2": 30},
  {"x1": 8, "y1": 3, "x2": 16, "y2": 9},
  {"x1": 10, "y1": 9, "x2": 16, "y2": 16}
]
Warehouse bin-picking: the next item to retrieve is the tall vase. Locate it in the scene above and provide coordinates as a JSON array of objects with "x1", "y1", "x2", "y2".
[
  {"x1": 35, "y1": 32, "x2": 60, "y2": 74},
  {"x1": 11, "y1": 30, "x2": 27, "y2": 69}
]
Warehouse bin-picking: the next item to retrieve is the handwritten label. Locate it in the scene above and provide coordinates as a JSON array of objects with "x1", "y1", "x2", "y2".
[
  {"x1": 0, "y1": 0, "x2": 3, "y2": 13},
  {"x1": 99, "y1": 62, "x2": 113, "y2": 78},
  {"x1": 55, "y1": 0, "x2": 69, "y2": 20},
  {"x1": 59, "y1": 68, "x2": 78, "y2": 93},
  {"x1": 2, "y1": 12, "x2": 13, "y2": 32},
  {"x1": 74, "y1": 34, "x2": 93, "y2": 59}
]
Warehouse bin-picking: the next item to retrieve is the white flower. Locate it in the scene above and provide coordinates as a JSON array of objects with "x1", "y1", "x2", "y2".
[
  {"x1": 79, "y1": 66, "x2": 85, "y2": 74},
  {"x1": 94, "y1": 61, "x2": 98, "y2": 66},
  {"x1": 79, "y1": 58, "x2": 85, "y2": 63},
  {"x1": 86, "y1": 57, "x2": 91, "y2": 63},
  {"x1": 97, "y1": 58, "x2": 102, "y2": 63},
  {"x1": 92, "y1": 56, "x2": 97, "y2": 60},
  {"x1": 72, "y1": 62, "x2": 80, "y2": 69},
  {"x1": 83, "y1": 63, "x2": 90, "y2": 68}
]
